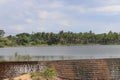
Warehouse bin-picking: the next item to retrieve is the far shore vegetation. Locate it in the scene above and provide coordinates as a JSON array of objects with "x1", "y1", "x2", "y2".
[{"x1": 0, "y1": 30, "x2": 120, "y2": 47}]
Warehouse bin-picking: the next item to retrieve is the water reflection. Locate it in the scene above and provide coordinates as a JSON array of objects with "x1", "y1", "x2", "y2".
[{"x1": 0, "y1": 45, "x2": 120, "y2": 60}]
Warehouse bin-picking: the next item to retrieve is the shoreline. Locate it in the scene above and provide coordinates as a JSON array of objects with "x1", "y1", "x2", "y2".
[{"x1": 1, "y1": 44, "x2": 120, "y2": 48}]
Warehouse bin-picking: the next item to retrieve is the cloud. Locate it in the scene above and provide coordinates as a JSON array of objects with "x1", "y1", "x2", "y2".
[
  {"x1": 58, "y1": 20, "x2": 70, "y2": 27},
  {"x1": 38, "y1": 11, "x2": 49, "y2": 19},
  {"x1": 68, "y1": 6, "x2": 87, "y2": 14},
  {"x1": 22, "y1": 0, "x2": 35, "y2": 8},
  {"x1": 0, "y1": 0, "x2": 120, "y2": 35},
  {"x1": 0, "y1": 0, "x2": 11, "y2": 4},
  {"x1": 37, "y1": 0, "x2": 64, "y2": 9},
  {"x1": 38, "y1": 10, "x2": 65, "y2": 19},
  {"x1": 37, "y1": 27, "x2": 46, "y2": 32},
  {"x1": 26, "y1": 18, "x2": 34, "y2": 23},
  {"x1": 10, "y1": 25, "x2": 25, "y2": 31},
  {"x1": 93, "y1": 0, "x2": 120, "y2": 5},
  {"x1": 92, "y1": 5, "x2": 120, "y2": 15},
  {"x1": 69, "y1": 5, "x2": 120, "y2": 15},
  {"x1": 48, "y1": 0, "x2": 64, "y2": 9}
]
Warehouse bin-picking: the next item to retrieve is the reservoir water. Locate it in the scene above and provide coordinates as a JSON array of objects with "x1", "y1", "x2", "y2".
[{"x1": 0, "y1": 45, "x2": 120, "y2": 59}]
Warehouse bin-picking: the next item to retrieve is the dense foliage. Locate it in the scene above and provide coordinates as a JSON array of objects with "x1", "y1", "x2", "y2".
[{"x1": 1, "y1": 30, "x2": 120, "y2": 47}]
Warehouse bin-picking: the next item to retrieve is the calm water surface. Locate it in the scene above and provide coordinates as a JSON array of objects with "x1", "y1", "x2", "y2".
[{"x1": 0, "y1": 45, "x2": 120, "y2": 59}]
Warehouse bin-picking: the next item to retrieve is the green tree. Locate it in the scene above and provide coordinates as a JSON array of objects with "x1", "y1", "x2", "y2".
[{"x1": 0, "y1": 30, "x2": 5, "y2": 37}]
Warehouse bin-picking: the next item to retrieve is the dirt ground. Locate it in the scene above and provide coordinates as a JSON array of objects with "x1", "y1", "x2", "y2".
[{"x1": 4, "y1": 73, "x2": 62, "y2": 80}]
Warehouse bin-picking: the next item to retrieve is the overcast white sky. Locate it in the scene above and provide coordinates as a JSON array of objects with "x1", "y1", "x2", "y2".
[{"x1": 0, "y1": 0, "x2": 120, "y2": 35}]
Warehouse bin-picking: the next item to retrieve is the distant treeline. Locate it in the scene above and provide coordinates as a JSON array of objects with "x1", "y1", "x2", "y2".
[{"x1": 0, "y1": 30, "x2": 120, "y2": 47}]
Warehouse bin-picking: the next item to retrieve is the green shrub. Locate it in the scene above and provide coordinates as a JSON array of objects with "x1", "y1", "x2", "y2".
[
  {"x1": 43, "y1": 67, "x2": 57, "y2": 79},
  {"x1": 0, "y1": 42, "x2": 4, "y2": 47},
  {"x1": 30, "y1": 67, "x2": 57, "y2": 80},
  {"x1": 30, "y1": 72, "x2": 41, "y2": 78}
]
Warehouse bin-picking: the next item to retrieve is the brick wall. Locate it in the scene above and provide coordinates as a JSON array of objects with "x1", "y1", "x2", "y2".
[{"x1": 0, "y1": 59, "x2": 120, "y2": 80}]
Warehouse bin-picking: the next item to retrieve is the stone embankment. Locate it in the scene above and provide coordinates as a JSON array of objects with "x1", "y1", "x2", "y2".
[{"x1": 0, "y1": 58, "x2": 120, "y2": 80}]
